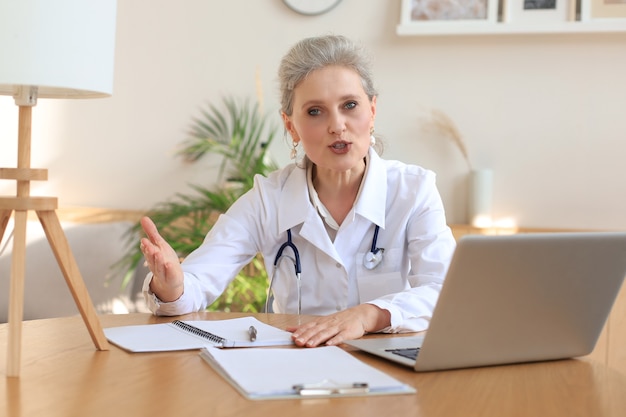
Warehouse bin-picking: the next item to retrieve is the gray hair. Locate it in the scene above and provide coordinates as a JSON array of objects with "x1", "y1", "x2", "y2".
[{"x1": 278, "y1": 35, "x2": 378, "y2": 116}]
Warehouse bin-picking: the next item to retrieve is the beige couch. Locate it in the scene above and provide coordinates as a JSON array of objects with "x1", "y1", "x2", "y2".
[{"x1": 0, "y1": 218, "x2": 148, "y2": 323}]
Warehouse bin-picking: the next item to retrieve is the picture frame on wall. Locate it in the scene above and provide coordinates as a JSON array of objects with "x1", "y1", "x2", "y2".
[
  {"x1": 398, "y1": 0, "x2": 498, "y2": 33},
  {"x1": 581, "y1": 0, "x2": 626, "y2": 20},
  {"x1": 503, "y1": 0, "x2": 577, "y2": 23}
]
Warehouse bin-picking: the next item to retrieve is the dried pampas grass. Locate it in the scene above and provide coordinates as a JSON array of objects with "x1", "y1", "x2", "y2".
[{"x1": 418, "y1": 107, "x2": 472, "y2": 170}]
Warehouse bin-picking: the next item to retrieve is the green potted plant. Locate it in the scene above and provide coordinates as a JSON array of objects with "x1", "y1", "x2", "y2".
[{"x1": 117, "y1": 96, "x2": 279, "y2": 312}]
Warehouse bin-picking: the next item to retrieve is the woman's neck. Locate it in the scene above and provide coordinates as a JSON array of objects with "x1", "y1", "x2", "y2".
[{"x1": 312, "y1": 161, "x2": 366, "y2": 226}]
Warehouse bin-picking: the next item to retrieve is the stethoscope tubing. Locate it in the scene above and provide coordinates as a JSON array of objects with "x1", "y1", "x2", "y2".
[
  {"x1": 274, "y1": 229, "x2": 301, "y2": 274},
  {"x1": 266, "y1": 224, "x2": 383, "y2": 314}
]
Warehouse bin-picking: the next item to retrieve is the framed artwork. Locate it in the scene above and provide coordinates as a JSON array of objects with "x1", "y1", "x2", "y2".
[
  {"x1": 503, "y1": 0, "x2": 577, "y2": 23},
  {"x1": 581, "y1": 0, "x2": 626, "y2": 20},
  {"x1": 399, "y1": 0, "x2": 499, "y2": 27}
]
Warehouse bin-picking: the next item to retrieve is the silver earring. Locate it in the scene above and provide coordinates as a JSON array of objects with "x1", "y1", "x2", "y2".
[
  {"x1": 290, "y1": 141, "x2": 299, "y2": 159},
  {"x1": 370, "y1": 128, "x2": 376, "y2": 146}
]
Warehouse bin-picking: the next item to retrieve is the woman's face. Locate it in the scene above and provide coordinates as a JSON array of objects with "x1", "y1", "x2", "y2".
[{"x1": 283, "y1": 65, "x2": 376, "y2": 175}]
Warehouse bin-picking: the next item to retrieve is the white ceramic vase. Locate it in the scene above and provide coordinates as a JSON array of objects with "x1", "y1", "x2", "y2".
[{"x1": 467, "y1": 168, "x2": 493, "y2": 227}]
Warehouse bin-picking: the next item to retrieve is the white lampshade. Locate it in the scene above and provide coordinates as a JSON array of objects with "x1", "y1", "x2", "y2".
[{"x1": 0, "y1": 0, "x2": 117, "y2": 99}]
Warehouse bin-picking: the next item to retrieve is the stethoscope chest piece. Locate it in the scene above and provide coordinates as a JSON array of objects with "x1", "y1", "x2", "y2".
[
  {"x1": 363, "y1": 224, "x2": 384, "y2": 270},
  {"x1": 364, "y1": 248, "x2": 384, "y2": 270}
]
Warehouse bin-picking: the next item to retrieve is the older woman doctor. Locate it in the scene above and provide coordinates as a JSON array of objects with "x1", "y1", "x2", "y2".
[{"x1": 139, "y1": 35, "x2": 456, "y2": 348}]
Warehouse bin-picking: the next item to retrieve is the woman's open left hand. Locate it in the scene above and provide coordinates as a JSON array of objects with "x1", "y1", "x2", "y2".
[{"x1": 140, "y1": 216, "x2": 184, "y2": 302}]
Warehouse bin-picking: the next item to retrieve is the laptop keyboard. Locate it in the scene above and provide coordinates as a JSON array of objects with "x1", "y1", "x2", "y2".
[{"x1": 386, "y1": 347, "x2": 420, "y2": 360}]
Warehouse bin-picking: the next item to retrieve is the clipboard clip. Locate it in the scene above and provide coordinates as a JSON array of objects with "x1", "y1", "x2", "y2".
[{"x1": 293, "y1": 381, "x2": 369, "y2": 397}]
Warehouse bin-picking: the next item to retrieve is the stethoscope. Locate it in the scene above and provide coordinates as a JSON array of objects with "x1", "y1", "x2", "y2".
[{"x1": 265, "y1": 225, "x2": 384, "y2": 314}]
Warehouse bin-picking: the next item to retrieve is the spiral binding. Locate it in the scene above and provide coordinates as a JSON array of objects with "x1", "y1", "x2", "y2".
[{"x1": 172, "y1": 320, "x2": 226, "y2": 346}]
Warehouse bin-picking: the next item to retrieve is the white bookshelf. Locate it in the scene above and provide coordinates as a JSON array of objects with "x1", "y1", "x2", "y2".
[{"x1": 396, "y1": 20, "x2": 626, "y2": 36}]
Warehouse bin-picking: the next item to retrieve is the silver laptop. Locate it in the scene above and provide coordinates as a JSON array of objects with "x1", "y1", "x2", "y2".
[{"x1": 345, "y1": 232, "x2": 626, "y2": 372}]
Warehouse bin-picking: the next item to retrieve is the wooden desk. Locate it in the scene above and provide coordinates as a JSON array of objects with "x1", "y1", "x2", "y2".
[{"x1": 2, "y1": 312, "x2": 626, "y2": 417}]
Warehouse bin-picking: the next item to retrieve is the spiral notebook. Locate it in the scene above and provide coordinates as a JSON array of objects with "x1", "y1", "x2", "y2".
[{"x1": 104, "y1": 316, "x2": 294, "y2": 352}]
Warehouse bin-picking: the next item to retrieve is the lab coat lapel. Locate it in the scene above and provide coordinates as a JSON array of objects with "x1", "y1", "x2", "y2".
[
  {"x1": 354, "y1": 149, "x2": 387, "y2": 228},
  {"x1": 277, "y1": 166, "x2": 309, "y2": 232},
  {"x1": 298, "y1": 214, "x2": 338, "y2": 261},
  {"x1": 277, "y1": 165, "x2": 340, "y2": 261}
]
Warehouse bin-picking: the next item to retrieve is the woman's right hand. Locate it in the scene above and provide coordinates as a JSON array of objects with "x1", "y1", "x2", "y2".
[{"x1": 140, "y1": 216, "x2": 184, "y2": 302}]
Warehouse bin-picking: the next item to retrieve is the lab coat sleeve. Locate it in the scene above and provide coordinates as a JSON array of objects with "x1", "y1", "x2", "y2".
[
  {"x1": 142, "y1": 271, "x2": 209, "y2": 316},
  {"x1": 141, "y1": 213, "x2": 261, "y2": 316},
  {"x1": 141, "y1": 173, "x2": 278, "y2": 316},
  {"x1": 366, "y1": 173, "x2": 456, "y2": 333}
]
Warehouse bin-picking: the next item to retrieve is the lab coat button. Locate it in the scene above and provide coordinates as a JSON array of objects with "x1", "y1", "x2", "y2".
[{"x1": 335, "y1": 262, "x2": 341, "y2": 268}]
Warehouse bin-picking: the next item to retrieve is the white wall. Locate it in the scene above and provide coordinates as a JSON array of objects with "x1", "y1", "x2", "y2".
[{"x1": 1, "y1": 0, "x2": 625, "y2": 230}]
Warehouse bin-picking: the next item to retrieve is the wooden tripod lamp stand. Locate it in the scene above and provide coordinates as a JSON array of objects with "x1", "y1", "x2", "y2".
[{"x1": 0, "y1": 0, "x2": 118, "y2": 377}]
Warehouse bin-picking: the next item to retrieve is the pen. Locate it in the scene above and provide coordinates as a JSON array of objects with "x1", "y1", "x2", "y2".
[{"x1": 248, "y1": 325, "x2": 257, "y2": 342}]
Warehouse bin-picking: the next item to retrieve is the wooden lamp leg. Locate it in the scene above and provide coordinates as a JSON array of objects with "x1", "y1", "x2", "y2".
[
  {"x1": 6, "y1": 210, "x2": 27, "y2": 377},
  {"x1": 5, "y1": 105, "x2": 33, "y2": 378},
  {"x1": 37, "y1": 210, "x2": 109, "y2": 350},
  {"x1": 3, "y1": 104, "x2": 109, "y2": 377},
  {"x1": 0, "y1": 209, "x2": 11, "y2": 241}
]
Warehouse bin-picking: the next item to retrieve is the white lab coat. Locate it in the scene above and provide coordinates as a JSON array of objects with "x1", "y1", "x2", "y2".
[{"x1": 143, "y1": 148, "x2": 456, "y2": 333}]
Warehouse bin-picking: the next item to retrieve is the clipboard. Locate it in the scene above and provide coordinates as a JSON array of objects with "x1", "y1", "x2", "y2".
[{"x1": 199, "y1": 345, "x2": 416, "y2": 400}]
